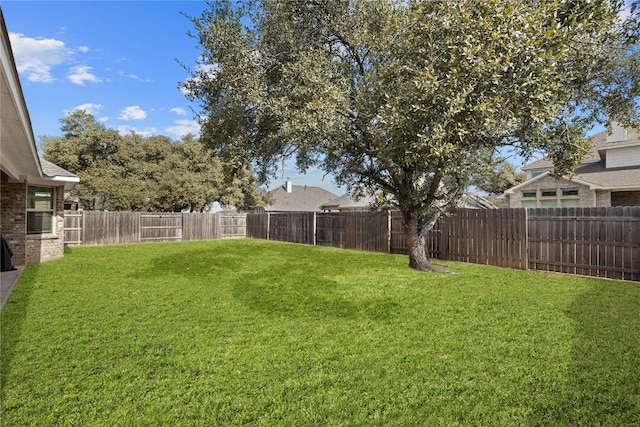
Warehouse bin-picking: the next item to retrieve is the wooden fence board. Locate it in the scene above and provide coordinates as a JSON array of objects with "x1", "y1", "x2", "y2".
[
  {"x1": 140, "y1": 213, "x2": 182, "y2": 243},
  {"x1": 344, "y1": 212, "x2": 389, "y2": 252},
  {"x1": 390, "y1": 212, "x2": 407, "y2": 255},
  {"x1": 246, "y1": 213, "x2": 268, "y2": 239},
  {"x1": 64, "y1": 211, "x2": 246, "y2": 246},
  {"x1": 80, "y1": 211, "x2": 140, "y2": 246},
  {"x1": 183, "y1": 213, "x2": 218, "y2": 241},
  {"x1": 527, "y1": 206, "x2": 640, "y2": 281},
  {"x1": 63, "y1": 212, "x2": 82, "y2": 245},
  {"x1": 316, "y1": 213, "x2": 345, "y2": 248},
  {"x1": 66, "y1": 208, "x2": 639, "y2": 281},
  {"x1": 268, "y1": 213, "x2": 315, "y2": 244},
  {"x1": 220, "y1": 214, "x2": 247, "y2": 239},
  {"x1": 437, "y1": 209, "x2": 527, "y2": 270}
]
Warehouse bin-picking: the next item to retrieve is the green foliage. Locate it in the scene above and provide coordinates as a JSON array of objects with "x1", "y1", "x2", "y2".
[
  {"x1": 2, "y1": 240, "x2": 639, "y2": 425},
  {"x1": 42, "y1": 111, "x2": 268, "y2": 211},
  {"x1": 472, "y1": 158, "x2": 527, "y2": 195},
  {"x1": 183, "y1": 0, "x2": 639, "y2": 268}
]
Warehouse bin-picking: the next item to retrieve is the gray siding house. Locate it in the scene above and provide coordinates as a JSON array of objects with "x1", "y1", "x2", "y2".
[{"x1": 503, "y1": 123, "x2": 640, "y2": 208}]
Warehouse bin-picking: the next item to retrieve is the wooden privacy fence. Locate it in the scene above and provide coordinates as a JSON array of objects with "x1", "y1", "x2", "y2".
[
  {"x1": 64, "y1": 211, "x2": 246, "y2": 246},
  {"x1": 528, "y1": 207, "x2": 640, "y2": 281},
  {"x1": 441, "y1": 209, "x2": 528, "y2": 270},
  {"x1": 247, "y1": 208, "x2": 640, "y2": 281},
  {"x1": 65, "y1": 209, "x2": 639, "y2": 281}
]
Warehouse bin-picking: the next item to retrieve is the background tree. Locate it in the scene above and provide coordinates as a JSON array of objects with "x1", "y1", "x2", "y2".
[
  {"x1": 471, "y1": 159, "x2": 527, "y2": 196},
  {"x1": 42, "y1": 111, "x2": 268, "y2": 211},
  {"x1": 183, "y1": 0, "x2": 639, "y2": 270}
]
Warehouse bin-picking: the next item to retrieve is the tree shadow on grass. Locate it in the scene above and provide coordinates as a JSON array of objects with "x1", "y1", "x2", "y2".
[
  {"x1": 0, "y1": 264, "x2": 40, "y2": 399},
  {"x1": 135, "y1": 247, "x2": 401, "y2": 323},
  {"x1": 534, "y1": 279, "x2": 640, "y2": 425},
  {"x1": 230, "y1": 268, "x2": 401, "y2": 322}
]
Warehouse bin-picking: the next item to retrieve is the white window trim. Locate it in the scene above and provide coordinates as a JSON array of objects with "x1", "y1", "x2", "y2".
[
  {"x1": 519, "y1": 188, "x2": 581, "y2": 208},
  {"x1": 27, "y1": 185, "x2": 56, "y2": 235}
]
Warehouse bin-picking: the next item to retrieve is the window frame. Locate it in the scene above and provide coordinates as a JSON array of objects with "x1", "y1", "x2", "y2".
[
  {"x1": 519, "y1": 187, "x2": 582, "y2": 209},
  {"x1": 27, "y1": 185, "x2": 55, "y2": 235},
  {"x1": 560, "y1": 188, "x2": 580, "y2": 208}
]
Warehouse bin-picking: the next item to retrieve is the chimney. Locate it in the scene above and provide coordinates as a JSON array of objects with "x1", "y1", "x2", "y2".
[
  {"x1": 606, "y1": 121, "x2": 627, "y2": 143},
  {"x1": 285, "y1": 178, "x2": 292, "y2": 193}
]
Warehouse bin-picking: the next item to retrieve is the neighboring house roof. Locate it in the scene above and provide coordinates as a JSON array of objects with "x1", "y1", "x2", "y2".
[
  {"x1": 266, "y1": 185, "x2": 338, "y2": 212},
  {"x1": 0, "y1": 10, "x2": 78, "y2": 190},
  {"x1": 572, "y1": 161, "x2": 640, "y2": 190},
  {"x1": 522, "y1": 127, "x2": 640, "y2": 170},
  {"x1": 505, "y1": 124, "x2": 640, "y2": 195},
  {"x1": 462, "y1": 193, "x2": 498, "y2": 209},
  {"x1": 321, "y1": 193, "x2": 378, "y2": 211},
  {"x1": 322, "y1": 192, "x2": 497, "y2": 210}
]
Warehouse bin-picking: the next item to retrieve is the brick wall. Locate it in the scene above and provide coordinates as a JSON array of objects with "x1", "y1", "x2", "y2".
[
  {"x1": 507, "y1": 175, "x2": 596, "y2": 208},
  {"x1": 595, "y1": 190, "x2": 611, "y2": 207},
  {"x1": 25, "y1": 185, "x2": 65, "y2": 264},
  {"x1": 1, "y1": 172, "x2": 66, "y2": 265},
  {"x1": 1, "y1": 171, "x2": 27, "y2": 265}
]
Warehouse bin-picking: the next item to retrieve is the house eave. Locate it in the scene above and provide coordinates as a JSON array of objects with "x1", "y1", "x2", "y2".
[
  {"x1": 503, "y1": 171, "x2": 603, "y2": 195},
  {"x1": 28, "y1": 175, "x2": 80, "y2": 191},
  {"x1": 1, "y1": 9, "x2": 43, "y2": 181},
  {"x1": 602, "y1": 185, "x2": 640, "y2": 191},
  {"x1": 503, "y1": 172, "x2": 551, "y2": 194}
]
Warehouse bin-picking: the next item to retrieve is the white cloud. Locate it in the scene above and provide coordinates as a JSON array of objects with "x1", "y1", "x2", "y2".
[
  {"x1": 166, "y1": 119, "x2": 200, "y2": 137},
  {"x1": 117, "y1": 125, "x2": 156, "y2": 137},
  {"x1": 68, "y1": 65, "x2": 101, "y2": 85},
  {"x1": 170, "y1": 107, "x2": 187, "y2": 116},
  {"x1": 8, "y1": 32, "x2": 72, "y2": 83},
  {"x1": 70, "y1": 103, "x2": 103, "y2": 115},
  {"x1": 77, "y1": 46, "x2": 90, "y2": 53},
  {"x1": 116, "y1": 69, "x2": 152, "y2": 83},
  {"x1": 119, "y1": 105, "x2": 147, "y2": 120},
  {"x1": 180, "y1": 63, "x2": 220, "y2": 96},
  {"x1": 197, "y1": 63, "x2": 220, "y2": 75}
]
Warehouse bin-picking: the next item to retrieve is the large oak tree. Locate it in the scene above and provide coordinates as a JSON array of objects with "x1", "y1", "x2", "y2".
[
  {"x1": 183, "y1": 0, "x2": 639, "y2": 270},
  {"x1": 42, "y1": 111, "x2": 268, "y2": 212}
]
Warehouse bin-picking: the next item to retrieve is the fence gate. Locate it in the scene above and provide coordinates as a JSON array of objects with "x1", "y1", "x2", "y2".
[
  {"x1": 139, "y1": 213, "x2": 183, "y2": 243},
  {"x1": 220, "y1": 214, "x2": 247, "y2": 239},
  {"x1": 63, "y1": 211, "x2": 83, "y2": 245}
]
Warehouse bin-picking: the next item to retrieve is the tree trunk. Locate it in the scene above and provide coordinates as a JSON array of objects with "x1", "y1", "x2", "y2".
[{"x1": 404, "y1": 215, "x2": 434, "y2": 271}]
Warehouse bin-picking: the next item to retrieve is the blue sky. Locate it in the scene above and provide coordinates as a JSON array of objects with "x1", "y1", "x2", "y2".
[
  {"x1": 2, "y1": 0, "x2": 345, "y2": 194},
  {"x1": 4, "y1": 1, "x2": 633, "y2": 196}
]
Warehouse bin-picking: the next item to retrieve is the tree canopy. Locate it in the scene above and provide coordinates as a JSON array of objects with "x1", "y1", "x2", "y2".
[
  {"x1": 42, "y1": 110, "x2": 268, "y2": 212},
  {"x1": 471, "y1": 159, "x2": 527, "y2": 196},
  {"x1": 183, "y1": 0, "x2": 639, "y2": 270}
]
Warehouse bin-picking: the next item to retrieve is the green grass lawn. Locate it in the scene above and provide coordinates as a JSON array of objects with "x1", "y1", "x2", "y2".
[{"x1": 1, "y1": 239, "x2": 639, "y2": 426}]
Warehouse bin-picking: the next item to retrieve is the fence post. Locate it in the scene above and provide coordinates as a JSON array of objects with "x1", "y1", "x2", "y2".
[
  {"x1": 81, "y1": 210, "x2": 85, "y2": 246},
  {"x1": 524, "y1": 208, "x2": 529, "y2": 271},
  {"x1": 387, "y1": 212, "x2": 392, "y2": 253},
  {"x1": 313, "y1": 212, "x2": 317, "y2": 246},
  {"x1": 266, "y1": 212, "x2": 270, "y2": 240}
]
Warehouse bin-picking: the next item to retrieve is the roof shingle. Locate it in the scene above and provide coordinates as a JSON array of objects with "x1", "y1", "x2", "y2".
[
  {"x1": 266, "y1": 185, "x2": 338, "y2": 212},
  {"x1": 522, "y1": 127, "x2": 640, "y2": 170}
]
